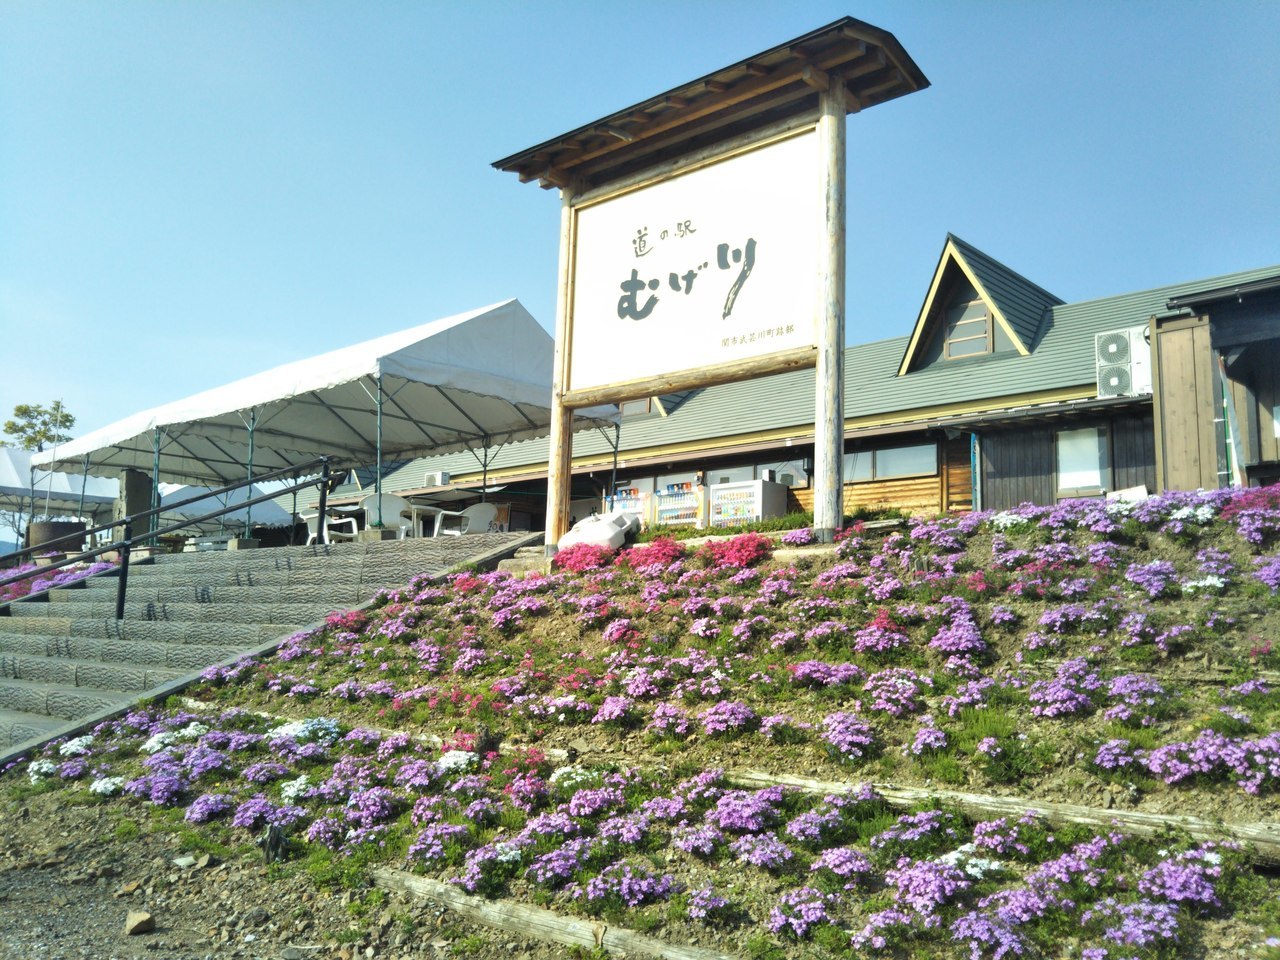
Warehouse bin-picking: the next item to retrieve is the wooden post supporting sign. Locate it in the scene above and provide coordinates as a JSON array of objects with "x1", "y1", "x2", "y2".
[
  {"x1": 500, "y1": 21, "x2": 928, "y2": 552},
  {"x1": 813, "y1": 81, "x2": 847, "y2": 541},
  {"x1": 546, "y1": 187, "x2": 576, "y2": 553}
]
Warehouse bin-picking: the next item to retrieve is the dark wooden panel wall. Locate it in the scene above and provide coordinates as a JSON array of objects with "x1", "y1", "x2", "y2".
[
  {"x1": 979, "y1": 411, "x2": 1156, "y2": 511},
  {"x1": 979, "y1": 426, "x2": 1054, "y2": 510},
  {"x1": 1112, "y1": 412, "x2": 1157, "y2": 492}
]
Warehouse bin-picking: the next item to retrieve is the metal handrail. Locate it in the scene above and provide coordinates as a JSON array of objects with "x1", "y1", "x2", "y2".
[{"x1": 1, "y1": 457, "x2": 333, "y2": 620}]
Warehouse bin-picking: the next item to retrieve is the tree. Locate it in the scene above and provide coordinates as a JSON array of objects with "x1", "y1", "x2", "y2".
[{"x1": 3, "y1": 401, "x2": 76, "y2": 452}]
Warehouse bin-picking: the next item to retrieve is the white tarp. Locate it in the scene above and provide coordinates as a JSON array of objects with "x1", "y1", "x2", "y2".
[
  {"x1": 35, "y1": 300, "x2": 616, "y2": 486},
  {"x1": 159, "y1": 483, "x2": 295, "y2": 532},
  {"x1": 0, "y1": 447, "x2": 117, "y2": 520}
]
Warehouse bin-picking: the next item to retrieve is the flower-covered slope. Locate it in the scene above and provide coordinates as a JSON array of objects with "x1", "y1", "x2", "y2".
[{"x1": 7, "y1": 486, "x2": 1280, "y2": 958}]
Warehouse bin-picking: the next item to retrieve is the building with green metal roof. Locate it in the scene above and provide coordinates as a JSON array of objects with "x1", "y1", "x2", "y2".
[{"x1": 291, "y1": 236, "x2": 1280, "y2": 532}]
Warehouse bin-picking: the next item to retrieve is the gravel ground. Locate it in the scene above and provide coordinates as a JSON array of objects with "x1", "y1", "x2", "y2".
[{"x1": 0, "y1": 793, "x2": 566, "y2": 960}]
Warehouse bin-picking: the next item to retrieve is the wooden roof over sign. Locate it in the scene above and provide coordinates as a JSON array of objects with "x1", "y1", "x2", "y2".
[{"x1": 492, "y1": 17, "x2": 929, "y2": 191}]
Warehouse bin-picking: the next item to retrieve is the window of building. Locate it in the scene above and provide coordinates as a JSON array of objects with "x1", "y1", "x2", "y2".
[
  {"x1": 842, "y1": 442, "x2": 937, "y2": 483},
  {"x1": 708, "y1": 465, "x2": 754, "y2": 485},
  {"x1": 756, "y1": 459, "x2": 809, "y2": 486},
  {"x1": 943, "y1": 299, "x2": 992, "y2": 359},
  {"x1": 1056, "y1": 426, "x2": 1109, "y2": 497},
  {"x1": 619, "y1": 397, "x2": 657, "y2": 420},
  {"x1": 845, "y1": 450, "x2": 873, "y2": 482}
]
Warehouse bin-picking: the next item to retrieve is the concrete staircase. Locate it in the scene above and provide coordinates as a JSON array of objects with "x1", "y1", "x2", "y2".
[
  {"x1": 496, "y1": 543, "x2": 551, "y2": 578},
  {"x1": 0, "y1": 531, "x2": 538, "y2": 755}
]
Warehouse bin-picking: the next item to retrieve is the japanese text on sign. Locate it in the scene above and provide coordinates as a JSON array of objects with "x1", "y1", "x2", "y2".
[{"x1": 568, "y1": 129, "x2": 820, "y2": 392}]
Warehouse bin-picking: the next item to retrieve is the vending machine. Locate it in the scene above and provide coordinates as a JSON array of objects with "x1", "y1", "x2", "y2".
[{"x1": 708, "y1": 479, "x2": 789, "y2": 528}]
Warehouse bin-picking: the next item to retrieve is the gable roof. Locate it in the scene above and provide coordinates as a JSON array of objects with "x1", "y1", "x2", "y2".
[{"x1": 897, "y1": 234, "x2": 1064, "y2": 375}]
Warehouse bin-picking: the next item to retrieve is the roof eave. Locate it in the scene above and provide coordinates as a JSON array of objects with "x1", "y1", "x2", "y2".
[
  {"x1": 1165, "y1": 274, "x2": 1280, "y2": 311},
  {"x1": 493, "y1": 17, "x2": 929, "y2": 190}
]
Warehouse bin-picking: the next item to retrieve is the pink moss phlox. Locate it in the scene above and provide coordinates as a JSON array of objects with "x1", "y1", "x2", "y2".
[
  {"x1": 696, "y1": 531, "x2": 774, "y2": 569},
  {"x1": 551, "y1": 542, "x2": 617, "y2": 573}
]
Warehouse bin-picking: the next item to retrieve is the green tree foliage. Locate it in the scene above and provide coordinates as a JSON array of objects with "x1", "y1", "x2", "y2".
[{"x1": 3, "y1": 401, "x2": 76, "y2": 452}]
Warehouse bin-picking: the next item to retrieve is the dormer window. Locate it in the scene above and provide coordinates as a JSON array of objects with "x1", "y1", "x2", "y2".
[
  {"x1": 619, "y1": 397, "x2": 657, "y2": 420},
  {"x1": 943, "y1": 299, "x2": 992, "y2": 359}
]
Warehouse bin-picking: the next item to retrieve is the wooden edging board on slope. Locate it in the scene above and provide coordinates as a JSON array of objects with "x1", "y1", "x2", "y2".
[
  {"x1": 727, "y1": 769, "x2": 1280, "y2": 865},
  {"x1": 372, "y1": 869, "x2": 736, "y2": 960}
]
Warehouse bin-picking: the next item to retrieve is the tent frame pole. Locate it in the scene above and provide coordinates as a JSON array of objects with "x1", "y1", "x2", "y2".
[
  {"x1": 243, "y1": 408, "x2": 257, "y2": 539},
  {"x1": 375, "y1": 375, "x2": 384, "y2": 526},
  {"x1": 77, "y1": 455, "x2": 90, "y2": 524},
  {"x1": 150, "y1": 427, "x2": 163, "y2": 534},
  {"x1": 467, "y1": 440, "x2": 501, "y2": 503}
]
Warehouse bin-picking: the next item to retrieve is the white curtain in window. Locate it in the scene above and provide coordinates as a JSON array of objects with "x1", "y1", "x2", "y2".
[{"x1": 1058, "y1": 427, "x2": 1106, "y2": 490}]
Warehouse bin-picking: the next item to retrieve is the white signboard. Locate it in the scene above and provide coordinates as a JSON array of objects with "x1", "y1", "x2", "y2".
[{"x1": 568, "y1": 129, "x2": 820, "y2": 393}]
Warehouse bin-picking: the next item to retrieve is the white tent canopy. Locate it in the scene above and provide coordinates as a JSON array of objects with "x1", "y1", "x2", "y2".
[
  {"x1": 36, "y1": 300, "x2": 616, "y2": 490},
  {"x1": 0, "y1": 447, "x2": 117, "y2": 521},
  {"x1": 159, "y1": 484, "x2": 295, "y2": 533}
]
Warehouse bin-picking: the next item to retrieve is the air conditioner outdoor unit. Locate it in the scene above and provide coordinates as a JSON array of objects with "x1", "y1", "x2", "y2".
[
  {"x1": 424, "y1": 471, "x2": 450, "y2": 487},
  {"x1": 1095, "y1": 325, "x2": 1152, "y2": 398}
]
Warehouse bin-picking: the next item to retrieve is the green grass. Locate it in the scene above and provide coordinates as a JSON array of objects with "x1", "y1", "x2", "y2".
[{"x1": 633, "y1": 507, "x2": 904, "y2": 542}]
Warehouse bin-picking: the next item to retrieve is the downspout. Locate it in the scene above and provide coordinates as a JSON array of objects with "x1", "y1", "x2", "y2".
[
  {"x1": 970, "y1": 432, "x2": 982, "y2": 511},
  {"x1": 610, "y1": 422, "x2": 621, "y2": 511}
]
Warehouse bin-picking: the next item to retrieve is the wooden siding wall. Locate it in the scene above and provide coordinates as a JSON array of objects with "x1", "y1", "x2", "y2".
[
  {"x1": 791, "y1": 475, "x2": 941, "y2": 515},
  {"x1": 1222, "y1": 338, "x2": 1280, "y2": 467},
  {"x1": 942, "y1": 436, "x2": 974, "y2": 512},
  {"x1": 789, "y1": 436, "x2": 973, "y2": 516},
  {"x1": 980, "y1": 426, "x2": 1054, "y2": 510},
  {"x1": 1206, "y1": 292, "x2": 1280, "y2": 473},
  {"x1": 1251, "y1": 341, "x2": 1279, "y2": 464},
  {"x1": 1152, "y1": 316, "x2": 1221, "y2": 491},
  {"x1": 1111, "y1": 412, "x2": 1158, "y2": 493},
  {"x1": 979, "y1": 411, "x2": 1156, "y2": 511}
]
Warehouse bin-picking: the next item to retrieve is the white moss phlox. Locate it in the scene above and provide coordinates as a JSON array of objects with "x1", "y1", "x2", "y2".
[
  {"x1": 280, "y1": 775, "x2": 311, "y2": 802},
  {"x1": 58, "y1": 735, "x2": 94, "y2": 756},
  {"x1": 89, "y1": 776, "x2": 125, "y2": 796},
  {"x1": 438, "y1": 750, "x2": 477, "y2": 773},
  {"x1": 269, "y1": 717, "x2": 340, "y2": 744}
]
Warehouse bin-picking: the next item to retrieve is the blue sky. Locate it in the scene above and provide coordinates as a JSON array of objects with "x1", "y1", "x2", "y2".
[{"x1": 2, "y1": 1, "x2": 1277, "y2": 439}]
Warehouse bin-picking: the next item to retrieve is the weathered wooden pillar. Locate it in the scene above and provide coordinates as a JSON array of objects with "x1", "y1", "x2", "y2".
[
  {"x1": 544, "y1": 186, "x2": 576, "y2": 554},
  {"x1": 813, "y1": 81, "x2": 847, "y2": 542}
]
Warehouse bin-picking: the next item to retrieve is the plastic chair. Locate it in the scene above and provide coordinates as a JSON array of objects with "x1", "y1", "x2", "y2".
[
  {"x1": 358, "y1": 493, "x2": 416, "y2": 539},
  {"x1": 433, "y1": 502, "x2": 499, "y2": 537},
  {"x1": 299, "y1": 512, "x2": 358, "y2": 546}
]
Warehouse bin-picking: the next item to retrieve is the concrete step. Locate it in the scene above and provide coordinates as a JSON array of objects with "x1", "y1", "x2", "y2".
[
  {"x1": 0, "y1": 652, "x2": 187, "y2": 691},
  {"x1": 0, "y1": 632, "x2": 243, "y2": 670},
  {"x1": 497, "y1": 556, "x2": 550, "y2": 577},
  {"x1": 0, "y1": 532, "x2": 538, "y2": 761},
  {"x1": 9, "y1": 600, "x2": 344, "y2": 624},
  {"x1": 0, "y1": 617, "x2": 303, "y2": 645},
  {"x1": 145, "y1": 533, "x2": 519, "y2": 569},
  {"x1": 0, "y1": 708, "x2": 68, "y2": 750},
  {"x1": 0, "y1": 677, "x2": 130, "y2": 720},
  {"x1": 50, "y1": 582, "x2": 375, "y2": 606},
  {"x1": 82, "y1": 565, "x2": 368, "y2": 591}
]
